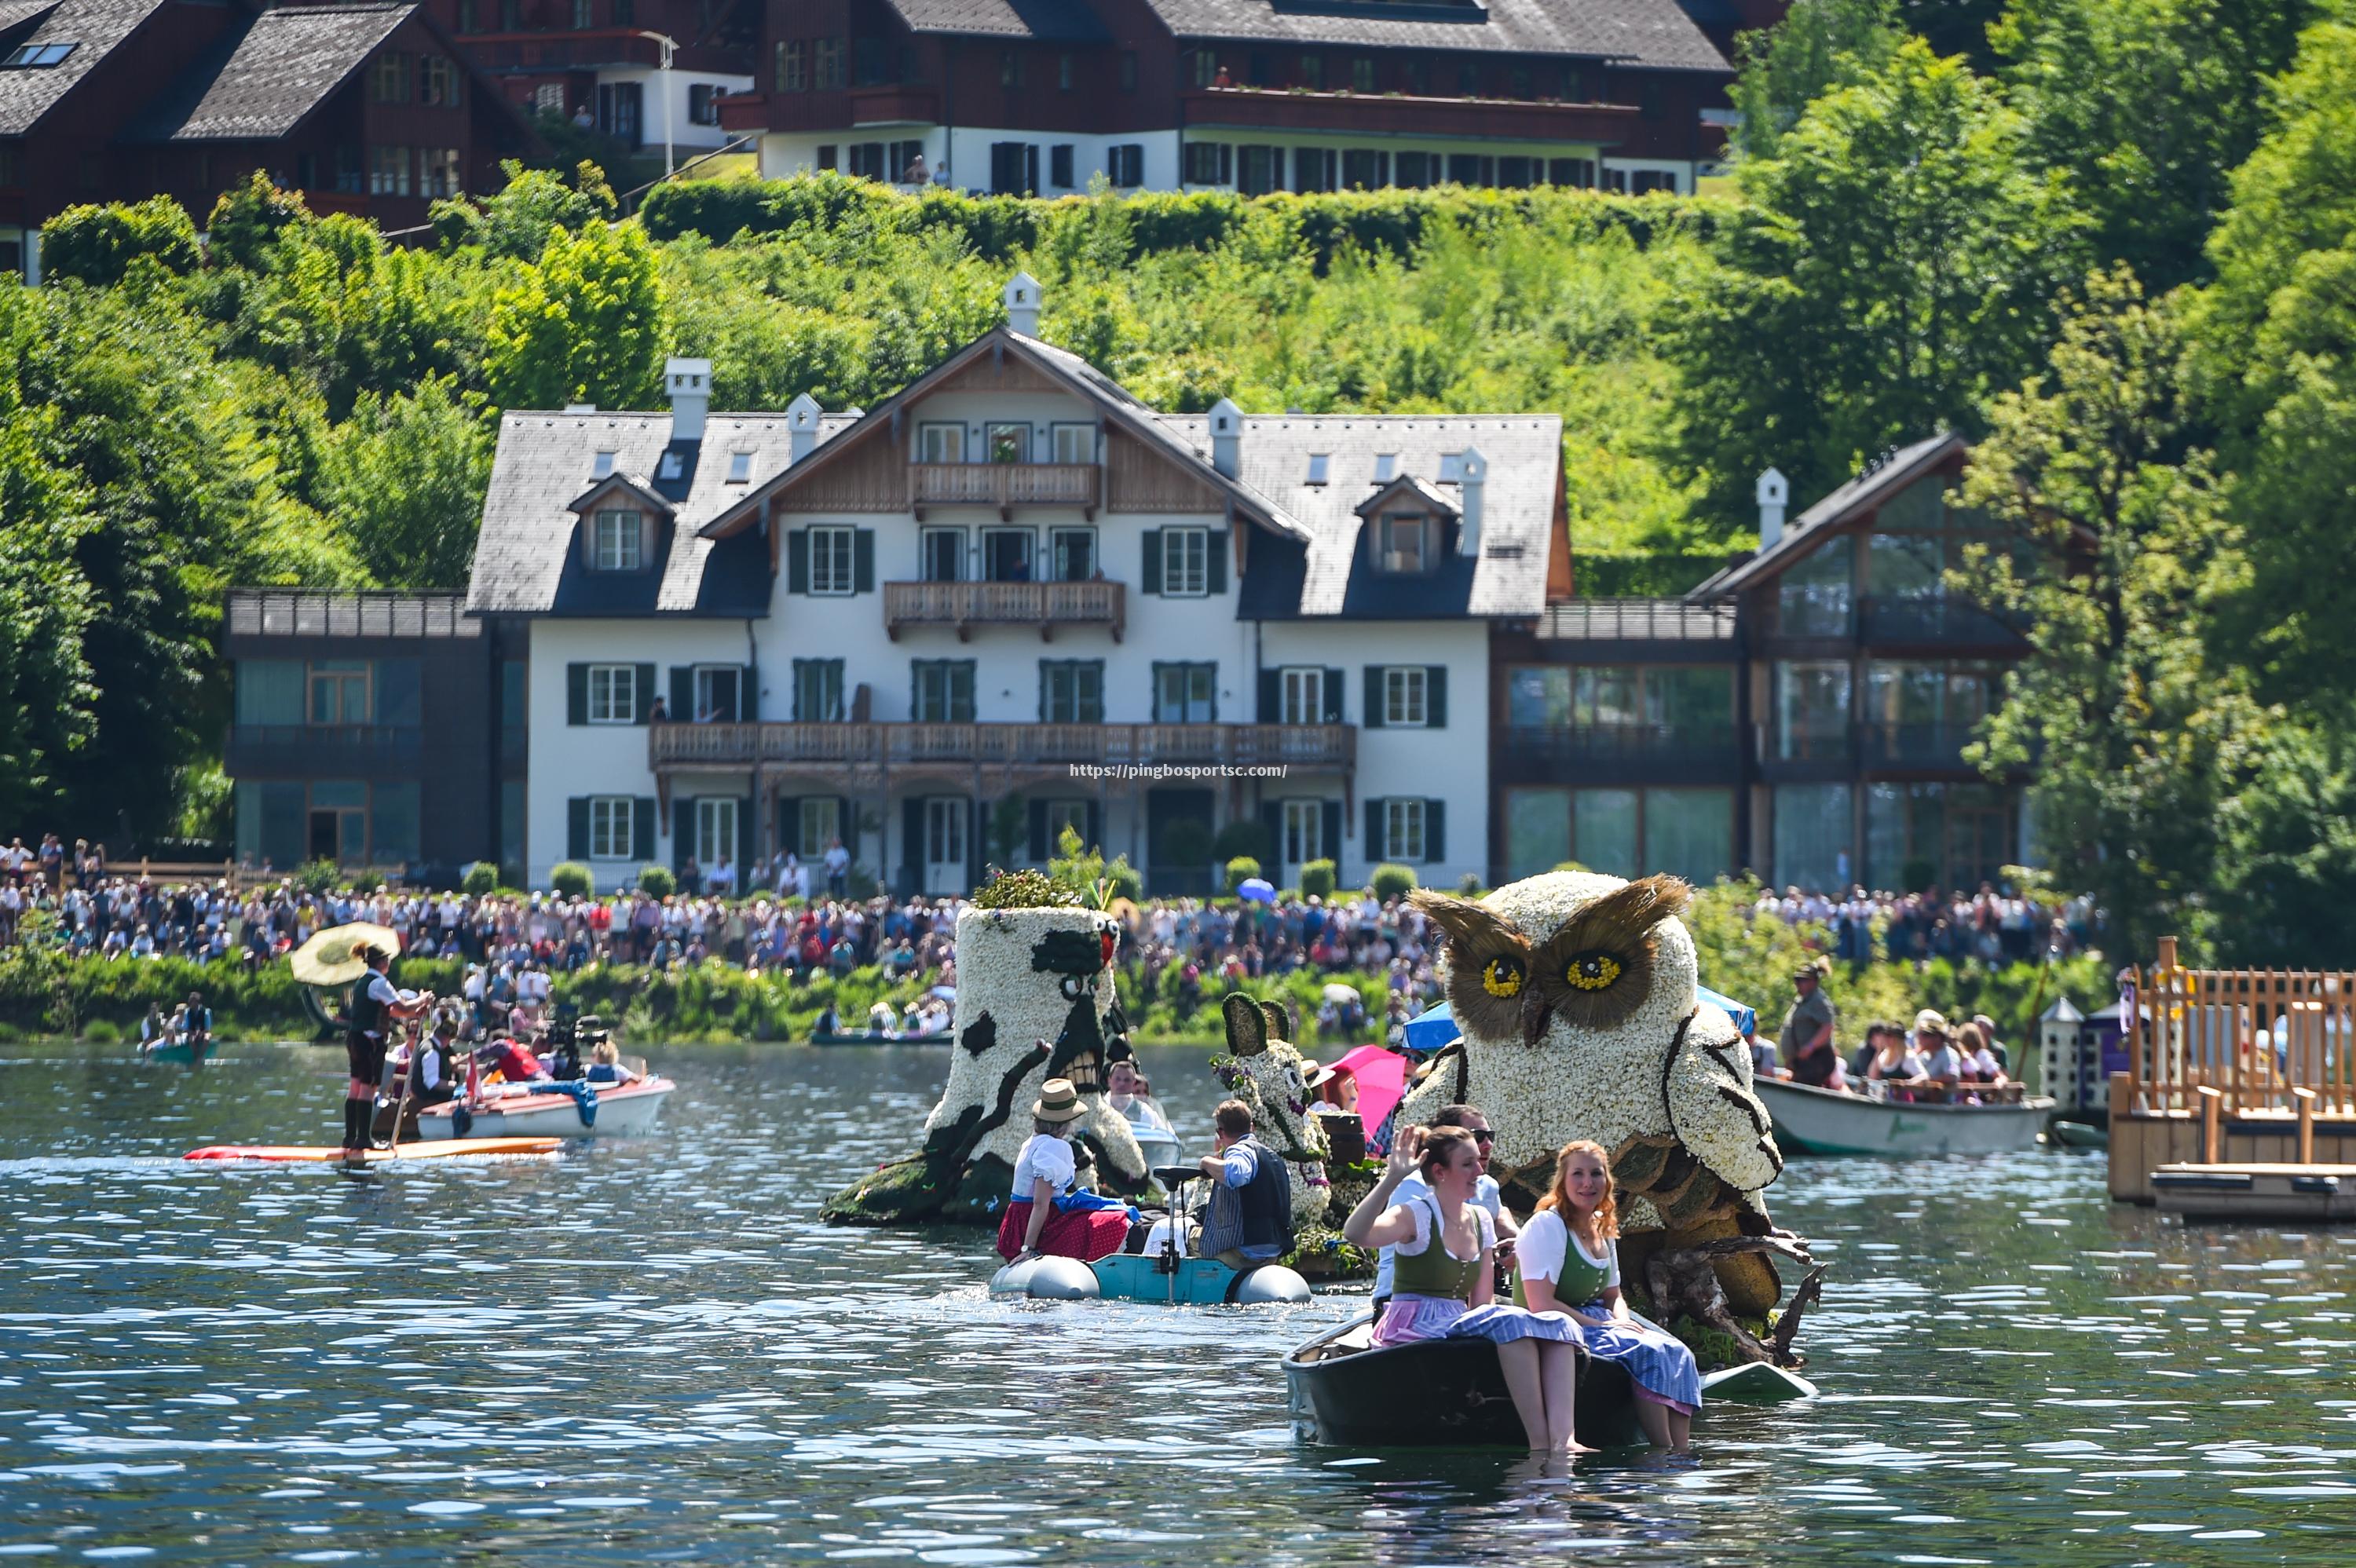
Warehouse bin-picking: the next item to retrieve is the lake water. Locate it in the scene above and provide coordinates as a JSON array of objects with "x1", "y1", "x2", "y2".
[{"x1": 2, "y1": 1040, "x2": 2352, "y2": 1566}]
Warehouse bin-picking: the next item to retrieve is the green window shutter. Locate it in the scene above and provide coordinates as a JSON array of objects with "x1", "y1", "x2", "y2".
[
  {"x1": 675, "y1": 797, "x2": 696, "y2": 869},
  {"x1": 1081, "y1": 660, "x2": 1104, "y2": 723},
  {"x1": 742, "y1": 794, "x2": 757, "y2": 864},
  {"x1": 1322, "y1": 799, "x2": 1342, "y2": 860},
  {"x1": 1260, "y1": 801, "x2": 1283, "y2": 862},
  {"x1": 954, "y1": 661, "x2": 976, "y2": 722},
  {"x1": 839, "y1": 795, "x2": 860, "y2": 858},
  {"x1": 1426, "y1": 666, "x2": 1447, "y2": 728},
  {"x1": 1028, "y1": 798, "x2": 1048, "y2": 861},
  {"x1": 1258, "y1": 669, "x2": 1280, "y2": 722},
  {"x1": 1365, "y1": 798, "x2": 1385, "y2": 860},
  {"x1": 1082, "y1": 799, "x2": 1101, "y2": 853},
  {"x1": 1425, "y1": 799, "x2": 1446, "y2": 864},
  {"x1": 742, "y1": 664, "x2": 759, "y2": 722},
  {"x1": 902, "y1": 798, "x2": 924, "y2": 887},
  {"x1": 633, "y1": 798, "x2": 657, "y2": 861},
  {"x1": 1206, "y1": 528, "x2": 1228, "y2": 594},
  {"x1": 670, "y1": 666, "x2": 693, "y2": 722},
  {"x1": 1363, "y1": 666, "x2": 1385, "y2": 729},
  {"x1": 1140, "y1": 529, "x2": 1162, "y2": 594},
  {"x1": 567, "y1": 798, "x2": 590, "y2": 859},
  {"x1": 776, "y1": 797, "x2": 799, "y2": 857},
  {"x1": 1205, "y1": 665, "x2": 1218, "y2": 722},
  {"x1": 634, "y1": 663, "x2": 657, "y2": 726},
  {"x1": 854, "y1": 528, "x2": 876, "y2": 593},
  {"x1": 1149, "y1": 661, "x2": 1167, "y2": 722},
  {"x1": 567, "y1": 663, "x2": 588, "y2": 726},
  {"x1": 1323, "y1": 667, "x2": 1344, "y2": 724},
  {"x1": 1037, "y1": 659, "x2": 1051, "y2": 723},
  {"x1": 787, "y1": 528, "x2": 809, "y2": 594}
]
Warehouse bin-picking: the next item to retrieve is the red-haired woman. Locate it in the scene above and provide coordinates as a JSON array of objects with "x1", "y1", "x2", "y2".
[{"x1": 1517, "y1": 1140, "x2": 1703, "y2": 1453}]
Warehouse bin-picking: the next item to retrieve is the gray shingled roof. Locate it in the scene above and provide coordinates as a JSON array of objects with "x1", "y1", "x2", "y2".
[
  {"x1": 467, "y1": 411, "x2": 856, "y2": 617},
  {"x1": 155, "y1": 4, "x2": 410, "y2": 142},
  {"x1": 879, "y1": 0, "x2": 1107, "y2": 40},
  {"x1": 1138, "y1": 0, "x2": 1729, "y2": 71},
  {"x1": 1687, "y1": 432, "x2": 1964, "y2": 601},
  {"x1": 1158, "y1": 411, "x2": 1561, "y2": 617},
  {"x1": 0, "y1": 0, "x2": 166, "y2": 137}
]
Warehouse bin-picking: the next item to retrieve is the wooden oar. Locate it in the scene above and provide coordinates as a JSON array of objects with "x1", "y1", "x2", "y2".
[{"x1": 384, "y1": 1019, "x2": 419, "y2": 1157}]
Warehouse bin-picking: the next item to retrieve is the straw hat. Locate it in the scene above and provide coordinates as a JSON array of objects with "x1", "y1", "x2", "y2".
[
  {"x1": 1912, "y1": 1008, "x2": 1950, "y2": 1038},
  {"x1": 1304, "y1": 1060, "x2": 1341, "y2": 1091},
  {"x1": 1031, "y1": 1076, "x2": 1087, "y2": 1123}
]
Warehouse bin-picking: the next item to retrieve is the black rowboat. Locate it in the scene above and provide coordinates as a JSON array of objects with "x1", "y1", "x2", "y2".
[
  {"x1": 1285, "y1": 1313, "x2": 1641, "y2": 1449},
  {"x1": 808, "y1": 1030, "x2": 952, "y2": 1047}
]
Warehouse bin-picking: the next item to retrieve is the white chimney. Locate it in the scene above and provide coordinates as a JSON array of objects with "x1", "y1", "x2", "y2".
[
  {"x1": 786, "y1": 393, "x2": 822, "y2": 465},
  {"x1": 1209, "y1": 397, "x2": 1242, "y2": 479},
  {"x1": 1457, "y1": 445, "x2": 1487, "y2": 556},
  {"x1": 665, "y1": 357, "x2": 712, "y2": 444},
  {"x1": 1003, "y1": 270, "x2": 1041, "y2": 337},
  {"x1": 1756, "y1": 466, "x2": 1789, "y2": 548}
]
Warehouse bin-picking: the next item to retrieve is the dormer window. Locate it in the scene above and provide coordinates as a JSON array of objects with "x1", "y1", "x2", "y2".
[
  {"x1": 591, "y1": 508, "x2": 643, "y2": 572},
  {"x1": 1437, "y1": 451, "x2": 1465, "y2": 483},
  {"x1": 1374, "y1": 453, "x2": 1396, "y2": 482},
  {"x1": 727, "y1": 451, "x2": 752, "y2": 483},
  {"x1": 3, "y1": 42, "x2": 76, "y2": 67},
  {"x1": 657, "y1": 451, "x2": 684, "y2": 480},
  {"x1": 1306, "y1": 453, "x2": 1330, "y2": 486},
  {"x1": 1377, "y1": 512, "x2": 1427, "y2": 574},
  {"x1": 591, "y1": 449, "x2": 617, "y2": 479}
]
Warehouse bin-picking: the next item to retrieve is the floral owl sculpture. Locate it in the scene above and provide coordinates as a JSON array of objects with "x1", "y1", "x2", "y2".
[
  {"x1": 1209, "y1": 992, "x2": 1333, "y2": 1228},
  {"x1": 824, "y1": 894, "x2": 1153, "y2": 1226},
  {"x1": 1395, "y1": 870, "x2": 1820, "y2": 1362}
]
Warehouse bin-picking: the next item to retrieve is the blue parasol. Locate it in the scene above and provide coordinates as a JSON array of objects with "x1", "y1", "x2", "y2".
[
  {"x1": 1699, "y1": 985, "x2": 1756, "y2": 1037},
  {"x1": 1237, "y1": 878, "x2": 1277, "y2": 904},
  {"x1": 1402, "y1": 1001, "x2": 1459, "y2": 1056}
]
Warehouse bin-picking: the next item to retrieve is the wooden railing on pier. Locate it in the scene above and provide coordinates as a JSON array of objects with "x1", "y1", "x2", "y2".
[
  {"x1": 2120, "y1": 936, "x2": 2356, "y2": 1117},
  {"x1": 883, "y1": 579, "x2": 1125, "y2": 641},
  {"x1": 649, "y1": 720, "x2": 1355, "y2": 773}
]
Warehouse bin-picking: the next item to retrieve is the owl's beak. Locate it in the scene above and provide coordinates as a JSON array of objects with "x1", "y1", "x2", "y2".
[{"x1": 1520, "y1": 985, "x2": 1553, "y2": 1049}]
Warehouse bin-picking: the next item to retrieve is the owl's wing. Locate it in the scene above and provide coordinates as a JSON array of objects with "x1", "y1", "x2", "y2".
[{"x1": 1662, "y1": 1002, "x2": 1783, "y2": 1195}]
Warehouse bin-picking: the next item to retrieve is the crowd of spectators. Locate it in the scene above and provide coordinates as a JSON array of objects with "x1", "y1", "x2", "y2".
[{"x1": 1752, "y1": 883, "x2": 2098, "y2": 965}]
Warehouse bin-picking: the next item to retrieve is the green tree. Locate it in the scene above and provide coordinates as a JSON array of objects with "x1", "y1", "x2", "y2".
[
  {"x1": 1730, "y1": 0, "x2": 1906, "y2": 162},
  {"x1": 433, "y1": 159, "x2": 616, "y2": 261},
  {"x1": 313, "y1": 376, "x2": 493, "y2": 587},
  {"x1": 485, "y1": 219, "x2": 668, "y2": 411},
  {"x1": 207, "y1": 173, "x2": 314, "y2": 272},
  {"x1": 1666, "y1": 38, "x2": 2088, "y2": 523},
  {"x1": 1963, "y1": 269, "x2": 2258, "y2": 962},
  {"x1": 1993, "y1": 0, "x2": 2310, "y2": 291},
  {"x1": 41, "y1": 197, "x2": 202, "y2": 286}
]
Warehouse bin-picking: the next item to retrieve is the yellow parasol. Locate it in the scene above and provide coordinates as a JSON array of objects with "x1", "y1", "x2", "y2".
[{"x1": 289, "y1": 923, "x2": 402, "y2": 989}]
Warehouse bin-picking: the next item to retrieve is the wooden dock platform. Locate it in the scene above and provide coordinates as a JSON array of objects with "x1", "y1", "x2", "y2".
[{"x1": 2151, "y1": 1163, "x2": 2356, "y2": 1221}]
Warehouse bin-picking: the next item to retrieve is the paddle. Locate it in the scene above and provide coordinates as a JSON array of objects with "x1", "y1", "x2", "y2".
[{"x1": 384, "y1": 1018, "x2": 419, "y2": 1158}]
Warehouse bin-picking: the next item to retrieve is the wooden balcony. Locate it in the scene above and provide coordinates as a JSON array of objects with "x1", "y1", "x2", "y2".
[
  {"x1": 650, "y1": 721, "x2": 1355, "y2": 780},
  {"x1": 884, "y1": 579, "x2": 1125, "y2": 642},
  {"x1": 909, "y1": 462, "x2": 1099, "y2": 519}
]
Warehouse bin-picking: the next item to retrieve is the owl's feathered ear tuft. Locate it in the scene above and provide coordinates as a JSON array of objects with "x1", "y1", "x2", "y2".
[
  {"x1": 1223, "y1": 992, "x2": 1268, "y2": 1056},
  {"x1": 1408, "y1": 889, "x2": 1524, "y2": 956},
  {"x1": 1414, "y1": 890, "x2": 1537, "y2": 1047},
  {"x1": 1579, "y1": 874, "x2": 1691, "y2": 948}
]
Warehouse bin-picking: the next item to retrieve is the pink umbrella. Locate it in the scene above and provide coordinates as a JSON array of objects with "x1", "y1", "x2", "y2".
[{"x1": 1325, "y1": 1044, "x2": 1409, "y2": 1136}]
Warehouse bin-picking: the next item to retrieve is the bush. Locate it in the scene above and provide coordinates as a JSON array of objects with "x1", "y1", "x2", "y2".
[
  {"x1": 206, "y1": 174, "x2": 311, "y2": 271},
  {"x1": 294, "y1": 859, "x2": 341, "y2": 897},
  {"x1": 1224, "y1": 856, "x2": 1263, "y2": 894},
  {"x1": 638, "y1": 864, "x2": 677, "y2": 897},
  {"x1": 82, "y1": 1018, "x2": 120, "y2": 1044},
  {"x1": 1213, "y1": 820, "x2": 1273, "y2": 864},
  {"x1": 550, "y1": 861, "x2": 593, "y2": 899},
  {"x1": 1299, "y1": 858, "x2": 1337, "y2": 900},
  {"x1": 973, "y1": 867, "x2": 1077, "y2": 908},
  {"x1": 1371, "y1": 863, "x2": 1420, "y2": 901},
  {"x1": 42, "y1": 197, "x2": 202, "y2": 285},
  {"x1": 461, "y1": 861, "x2": 499, "y2": 896}
]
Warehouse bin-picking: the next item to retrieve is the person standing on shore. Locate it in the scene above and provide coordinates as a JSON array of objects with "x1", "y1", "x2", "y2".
[{"x1": 342, "y1": 944, "x2": 432, "y2": 1160}]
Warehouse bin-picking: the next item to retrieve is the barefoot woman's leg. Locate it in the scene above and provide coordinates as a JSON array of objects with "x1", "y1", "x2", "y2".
[{"x1": 1494, "y1": 1340, "x2": 1549, "y2": 1451}]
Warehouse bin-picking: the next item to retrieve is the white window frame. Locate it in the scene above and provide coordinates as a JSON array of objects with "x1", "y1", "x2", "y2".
[
  {"x1": 1384, "y1": 666, "x2": 1428, "y2": 726},
  {"x1": 1306, "y1": 452, "x2": 1330, "y2": 485},
  {"x1": 693, "y1": 664, "x2": 741, "y2": 723},
  {"x1": 1155, "y1": 661, "x2": 1215, "y2": 723},
  {"x1": 793, "y1": 658, "x2": 844, "y2": 722},
  {"x1": 591, "y1": 509, "x2": 642, "y2": 572},
  {"x1": 1162, "y1": 527, "x2": 1209, "y2": 597},
  {"x1": 591, "y1": 449, "x2": 617, "y2": 479},
  {"x1": 917, "y1": 422, "x2": 966, "y2": 463},
  {"x1": 1384, "y1": 798, "x2": 1426, "y2": 862},
  {"x1": 586, "y1": 663, "x2": 636, "y2": 725},
  {"x1": 809, "y1": 524, "x2": 857, "y2": 595},
  {"x1": 588, "y1": 795, "x2": 635, "y2": 859},
  {"x1": 920, "y1": 526, "x2": 967, "y2": 583},
  {"x1": 1280, "y1": 666, "x2": 1325, "y2": 726},
  {"x1": 1377, "y1": 513, "x2": 1426, "y2": 575},
  {"x1": 726, "y1": 451, "x2": 753, "y2": 483},
  {"x1": 982, "y1": 526, "x2": 1035, "y2": 583},
  {"x1": 1373, "y1": 452, "x2": 1396, "y2": 482},
  {"x1": 1042, "y1": 660, "x2": 1103, "y2": 724},
  {"x1": 985, "y1": 422, "x2": 1030, "y2": 464},
  {"x1": 1282, "y1": 799, "x2": 1325, "y2": 865},
  {"x1": 695, "y1": 797, "x2": 737, "y2": 865},
  {"x1": 1050, "y1": 526, "x2": 1096, "y2": 582},
  {"x1": 798, "y1": 797, "x2": 841, "y2": 856},
  {"x1": 1043, "y1": 799, "x2": 1088, "y2": 853},
  {"x1": 1050, "y1": 422, "x2": 1096, "y2": 464},
  {"x1": 924, "y1": 797, "x2": 966, "y2": 864}
]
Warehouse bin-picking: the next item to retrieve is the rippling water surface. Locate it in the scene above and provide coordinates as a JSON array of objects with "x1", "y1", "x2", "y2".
[{"x1": 4, "y1": 1040, "x2": 2354, "y2": 1565}]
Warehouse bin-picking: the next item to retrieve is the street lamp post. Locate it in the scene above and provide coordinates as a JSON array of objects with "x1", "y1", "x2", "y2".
[{"x1": 634, "y1": 30, "x2": 678, "y2": 180}]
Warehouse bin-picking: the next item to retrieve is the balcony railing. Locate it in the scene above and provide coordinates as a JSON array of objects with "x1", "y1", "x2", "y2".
[
  {"x1": 909, "y1": 462, "x2": 1099, "y2": 517},
  {"x1": 651, "y1": 721, "x2": 1354, "y2": 773},
  {"x1": 1180, "y1": 86, "x2": 1639, "y2": 142},
  {"x1": 1502, "y1": 723, "x2": 1739, "y2": 773},
  {"x1": 1859, "y1": 721, "x2": 1983, "y2": 768},
  {"x1": 227, "y1": 724, "x2": 423, "y2": 774},
  {"x1": 1860, "y1": 596, "x2": 2027, "y2": 648},
  {"x1": 226, "y1": 591, "x2": 474, "y2": 638},
  {"x1": 884, "y1": 579, "x2": 1125, "y2": 641}
]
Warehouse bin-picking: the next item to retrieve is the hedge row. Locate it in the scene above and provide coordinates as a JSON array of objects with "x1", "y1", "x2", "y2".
[{"x1": 639, "y1": 173, "x2": 1728, "y2": 270}]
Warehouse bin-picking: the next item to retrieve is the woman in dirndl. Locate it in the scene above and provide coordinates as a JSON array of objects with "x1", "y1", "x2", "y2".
[
  {"x1": 1516, "y1": 1139, "x2": 1704, "y2": 1453},
  {"x1": 996, "y1": 1077, "x2": 1130, "y2": 1263},
  {"x1": 1341, "y1": 1125, "x2": 1589, "y2": 1455}
]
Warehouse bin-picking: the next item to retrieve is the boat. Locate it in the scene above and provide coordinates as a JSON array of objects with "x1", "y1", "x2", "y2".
[
  {"x1": 183, "y1": 1137, "x2": 562, "y2": 1163},
  {"x1": 1285, "y1": 1313, "x2": 1817, "y2": 1448},
  {"x1": 412, "y1": 1076, "x2": 675, "y2": 1140},
  {"x1": 810, "y1": 1030, "x2": 950, "y2": 1047},
  {"x1": 1754, "y1": 1077, "x2": 2054, "y2": 1157},
  {"x1": 1130, "y1": 1123, "x2": 1181, "y2": 1172},
  {"x1": 992, "y1": 1167, "x2": 1312, "y2": 1304},
  {"x1": 2152, "y1": 1163, "x2": 2356, "y2": 1222},
  {"x1": 2049, "y1": 1118, "x2": 2109, "y2": 1150},
  {"x1": 137, "y1": 1040, "x2": 213, "y2": 1065}
]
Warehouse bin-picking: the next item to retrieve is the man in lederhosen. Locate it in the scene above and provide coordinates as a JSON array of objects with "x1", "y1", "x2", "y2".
[{"x1": 343, "y1": 942, "x2": 434, "y2": 1160}]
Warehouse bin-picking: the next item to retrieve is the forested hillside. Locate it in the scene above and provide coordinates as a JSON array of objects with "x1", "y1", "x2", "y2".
[{"x1": 2, "y1": 0, "x2": 2351, "y2": 962}]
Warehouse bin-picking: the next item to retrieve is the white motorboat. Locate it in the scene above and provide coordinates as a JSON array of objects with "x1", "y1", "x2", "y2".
[
  {"x1": 1755, "y1": 1077, "x2": 2053, "y2": 1157},
  {"x1": 413, "y1": 1076, "x2": 675, "y2": 1140}
]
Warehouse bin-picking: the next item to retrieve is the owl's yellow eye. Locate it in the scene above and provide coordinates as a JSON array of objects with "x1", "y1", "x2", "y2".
[
  {"x1": 1564, "y1": 952, "x2": 1622, "y2": 992},
  {"x1": 1480, "y1": 956, "x2": 1524, "y2": 998}
]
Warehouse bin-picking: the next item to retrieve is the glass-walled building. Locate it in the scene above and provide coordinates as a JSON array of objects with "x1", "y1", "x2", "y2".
[{"x1": 1487, "y1": 433, "x2": 2047, "y2": 895}]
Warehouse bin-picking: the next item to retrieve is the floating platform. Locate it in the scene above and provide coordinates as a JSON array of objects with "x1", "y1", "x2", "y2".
[
  {"x1": 183, "y1": 1137, "x2": 564, "y2": 1164},
  {"x1": 2150, "y1": 1162, "x2": 2356, "y2": 1221}
]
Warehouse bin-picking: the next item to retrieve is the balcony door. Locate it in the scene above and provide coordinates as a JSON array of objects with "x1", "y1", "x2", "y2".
[
  {"x1": 923, "y1": 797, "x2": 968, "y2": 895},
  {"x1": 982, "y1": 528, "x2": 1033, "y2": 582},
  {"x1": 1281, "y1": 799, "x2": 1328, "y2": 883}
]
